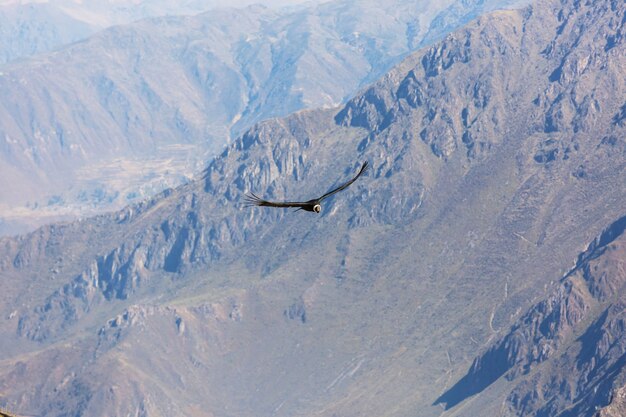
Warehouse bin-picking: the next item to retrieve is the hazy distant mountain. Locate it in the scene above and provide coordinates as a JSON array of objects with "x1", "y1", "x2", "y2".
[
  {"x1": 0, "y1": 0, "x2": 623, "y2": 415},
  {"x1": 0, "y1": 0, "x2": 320, "y2": 65},
  {"x1": 0, "y1": 0, "x2": 527, "y2": 236},
  {"x1": 0, "y1": 2, "x2": 93, "y2": 64}
]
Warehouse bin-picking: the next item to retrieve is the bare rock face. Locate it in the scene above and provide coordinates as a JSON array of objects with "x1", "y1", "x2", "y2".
[
  {"x1": 338, "y1": 0, "x2": 625, "y2": 165},
  {"x1": 0, "y1": 0, "x2": 624, "y2": 416}
]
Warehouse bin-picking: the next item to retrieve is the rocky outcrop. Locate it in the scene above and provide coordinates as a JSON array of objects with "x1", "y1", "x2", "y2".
[
  {"x1": 284, "y1": 299, "x2": 307, "y2": 323},
  {"x1": 338, "y1": 0, "x2": 624, "y2": 165},
  {"x1": 335, "y1": 11, "x2": 520, "y2": 160}
]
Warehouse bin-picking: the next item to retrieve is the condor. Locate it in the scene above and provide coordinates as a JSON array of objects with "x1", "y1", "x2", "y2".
[{"x1": 245, "y1": 161, "x2": 369, "y2": 213}]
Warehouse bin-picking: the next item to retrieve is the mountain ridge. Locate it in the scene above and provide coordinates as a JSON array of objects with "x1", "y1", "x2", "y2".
[
  {"x1": 0, "y1": 0, "x2": 320, "y2": 65},
  {"x1": 0, "y1": 0, "x2": 528, "y2": 236},
  {"x1": 0, "y1": 0, "x2": 624, "y2": 415}
]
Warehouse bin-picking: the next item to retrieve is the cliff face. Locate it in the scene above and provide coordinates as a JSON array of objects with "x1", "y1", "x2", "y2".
[{"x1": 0, "y1": 0, "x2": 624, "y2": 416}]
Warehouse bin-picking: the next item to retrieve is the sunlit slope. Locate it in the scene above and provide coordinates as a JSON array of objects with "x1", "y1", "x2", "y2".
[{"x1": 0, "y1": 0, "x2": 623, "y2": 415}]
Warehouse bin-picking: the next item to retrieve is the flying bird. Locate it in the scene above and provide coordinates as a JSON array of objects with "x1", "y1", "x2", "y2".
[{"x1": 244, "y1": 161, "x2": 369, "y2": 213}]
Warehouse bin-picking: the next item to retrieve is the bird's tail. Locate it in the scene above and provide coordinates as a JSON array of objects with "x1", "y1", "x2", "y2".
[
  {"x1": 243, "y1": 192, "x2": 262, "y2": 208},
  {"x1": 243, "y1": 192, "x2": 275, "y2": 208}
]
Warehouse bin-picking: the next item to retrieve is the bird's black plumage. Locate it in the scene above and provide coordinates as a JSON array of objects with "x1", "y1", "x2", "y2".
[{"x1": 244, "y1": 161, "x2": 369, "y2": 213}]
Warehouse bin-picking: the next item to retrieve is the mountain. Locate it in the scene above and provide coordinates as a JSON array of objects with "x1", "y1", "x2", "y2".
[
  {"x1": 0, "y1": 0, "x2": 528, "y2": 236},
  {"x1": 0, "y1": 1, "x2": 94, "y2": 65},
  {"x1": 436, "y1": 216, "x2": 626, "y2": 416},
  {"x1": 0, "y1": 0, "x2": 318, "y2": 65},
  {"x1": 0, "y1": 0, "x2": 624, "y2": 415}
]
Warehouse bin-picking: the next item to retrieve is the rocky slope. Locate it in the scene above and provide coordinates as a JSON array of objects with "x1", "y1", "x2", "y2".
[
  {"x1": 0, "y1": 0, "x2": 527, "y2": 236},
  {"x1": 436, "y1": 215, "x2": 626, "y2": 415},
  {"x1": 0, "y1": 0, "x2": 624, "y2": 415}
]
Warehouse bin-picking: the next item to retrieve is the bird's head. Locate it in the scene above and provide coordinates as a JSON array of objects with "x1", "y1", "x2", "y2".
[{"x1": 313, "y1": 204, "x2": 321, "y2": 213}]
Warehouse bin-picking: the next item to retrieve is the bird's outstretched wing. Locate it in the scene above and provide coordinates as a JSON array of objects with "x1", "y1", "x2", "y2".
[
  {"x1": 243, "y1": 193, "x2": 309, "y2": 209},
  {"x1": 318, "y1": 161, "x2": 369, "y2": 201}
]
